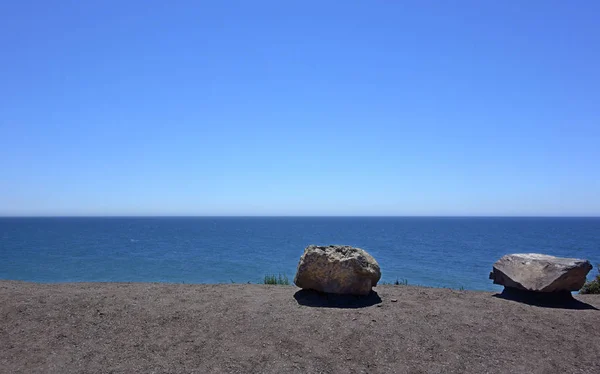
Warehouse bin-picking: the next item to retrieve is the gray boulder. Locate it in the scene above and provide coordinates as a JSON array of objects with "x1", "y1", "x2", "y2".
[
  {"x1": 294, "y1": 245, "x2": 381, "y2": 295},
  {"x1": 489, "y1": 253, "x2": 592, "y2": 292}
]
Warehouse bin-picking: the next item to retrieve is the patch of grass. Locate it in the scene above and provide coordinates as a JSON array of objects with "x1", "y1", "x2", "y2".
[
  {"x1": 380, "y1": 277, "x2": 409, "y2": 286},
  {"x1": 263, "y1": 274, "x2": 290, "y2": 285},
  {"x1": 580, "y1": 265, "x2": 600, "y2": 295},
  {"x1": 380, "y1": 279, "x2": 465, "y2": 291}
]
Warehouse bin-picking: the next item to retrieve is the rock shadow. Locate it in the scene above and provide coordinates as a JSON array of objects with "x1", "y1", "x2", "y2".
[
  {"x1": 293, "y1": 289, "x2": 382, "y2": 308},
  {"x1": 493, "y1": 288, "x2": 598, "y2": 310}
]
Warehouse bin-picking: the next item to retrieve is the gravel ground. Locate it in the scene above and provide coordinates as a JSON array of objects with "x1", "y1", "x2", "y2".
[{"x1": 1, "y1": 281, "x2": 599, "y2": 374}]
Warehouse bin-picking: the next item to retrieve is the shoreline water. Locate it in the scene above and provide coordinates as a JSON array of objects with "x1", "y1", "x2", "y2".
[{"x1": 1, "y1": 216, "x2": 598, "y2": 290}]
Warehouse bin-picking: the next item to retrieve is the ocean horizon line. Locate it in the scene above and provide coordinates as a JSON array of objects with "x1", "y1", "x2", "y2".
[{"x1": 1, "y1": 215, "x2": 599, "y2": 219}]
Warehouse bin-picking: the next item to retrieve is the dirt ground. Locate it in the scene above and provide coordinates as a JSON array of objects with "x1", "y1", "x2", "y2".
[{"x1": 1, "y1": 281, "x2": 598, "y2": 374}]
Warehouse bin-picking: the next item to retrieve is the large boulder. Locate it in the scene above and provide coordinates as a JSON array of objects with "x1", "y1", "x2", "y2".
[
  {"x1": 489, "y1": 253, "x2": 592, "y2": 292},
  {"x1": 294, "y1": 245, "x2": 381, "y2": 295}
]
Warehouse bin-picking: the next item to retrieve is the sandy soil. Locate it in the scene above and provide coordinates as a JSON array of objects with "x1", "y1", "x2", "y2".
[{"x1": 1, "y1": 281, "x2": 599, "y2": 374}]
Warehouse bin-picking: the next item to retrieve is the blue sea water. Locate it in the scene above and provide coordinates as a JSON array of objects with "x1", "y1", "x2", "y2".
[{"x1": 0, "y1": 217, "x2": 598, "y2": 291}]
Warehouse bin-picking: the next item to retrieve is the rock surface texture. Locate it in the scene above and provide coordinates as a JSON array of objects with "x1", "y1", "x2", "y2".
[
  {"x1": 294, "y1": 245, "x2": 381, "y2": 295},
  {"x1": 489, "y1": 253, "x2": 592, "y2": 292}
]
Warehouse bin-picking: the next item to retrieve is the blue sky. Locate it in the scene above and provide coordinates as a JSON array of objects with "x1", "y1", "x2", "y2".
[{"x1": 1, "y1": 1, "x2": 599, "y2": 216}]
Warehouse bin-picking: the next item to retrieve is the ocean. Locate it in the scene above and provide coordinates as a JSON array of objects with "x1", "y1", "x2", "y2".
[{"x1": 0, "y1": 217, "x2": 598, "y2": 291}]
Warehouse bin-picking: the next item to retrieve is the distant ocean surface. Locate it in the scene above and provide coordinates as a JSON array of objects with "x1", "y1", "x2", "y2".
[{"x1": 1, "y1": 217, "x2": 598, "y2": 291}]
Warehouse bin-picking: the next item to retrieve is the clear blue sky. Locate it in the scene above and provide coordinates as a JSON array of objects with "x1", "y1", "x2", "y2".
[{"x1": 1, "y1": 1, "x2": 599, "y2": 216}]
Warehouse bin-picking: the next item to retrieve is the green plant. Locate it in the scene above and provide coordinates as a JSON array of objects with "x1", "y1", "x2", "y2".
[
  {"x1": 580, "y1": 265, "x2": 600, "y2": 294},
  {"x1": 380, "y1": 278, "x2": 408, "y2": 286},
  {"x1": 263, "y1": 273, "x2": 289, "y2": 285}
]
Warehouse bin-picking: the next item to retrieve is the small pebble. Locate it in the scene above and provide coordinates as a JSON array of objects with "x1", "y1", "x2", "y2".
[{"x1": 391, "y1": 299, "x2": 398, "y2": 302}]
